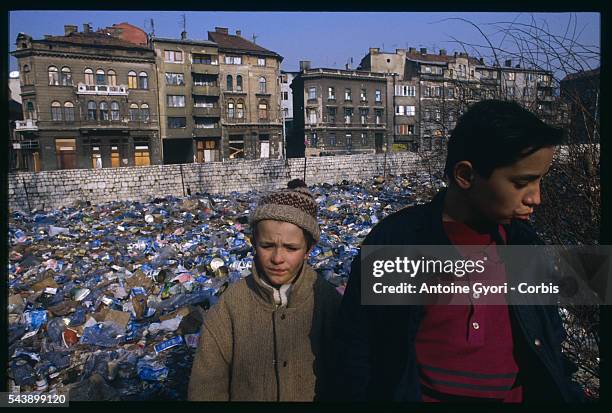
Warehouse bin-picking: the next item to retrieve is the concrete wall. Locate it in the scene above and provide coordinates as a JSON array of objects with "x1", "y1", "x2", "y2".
[{"x1": 8, "y1": 152, "x2": 440, "y2": 212}]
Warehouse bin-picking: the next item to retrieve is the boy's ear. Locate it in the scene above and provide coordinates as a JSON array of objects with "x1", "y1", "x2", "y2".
[{"x1": 453, "y1": 161, "x2": 475, "y2": 189}]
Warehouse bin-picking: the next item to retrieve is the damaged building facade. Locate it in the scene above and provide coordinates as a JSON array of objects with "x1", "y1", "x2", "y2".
[
  {"x1": 290, "y1": 61, "x2": 388, "y2": 157},
  {"x1": 208, "y1": 27, "x2": 284, "y2": 160},
  {"x1": 358, "y1": 47, "x2": 556, "y2": 152},
  {"x1": 11, "y1": 24, "x2": 162, "y2": 171},
  {"x1": 152, "y1": 36, "x2": 221, "y2": 164}
]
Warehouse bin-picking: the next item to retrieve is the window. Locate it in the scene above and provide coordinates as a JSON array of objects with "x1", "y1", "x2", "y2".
[
  {"x1": 423, "y1": 87, "x2": 431, "y2": 97},
  {"x1": 134, "y1": 144, "x2": 150, "y2": 166},
  {"x1": 129, "y1": 103, "x2": 140, "y2": 121},
  {"x1": 23, "y1": 65, "x2": 31, "y2": 84},
  {"x1": 236, "y1": 101, "x2": 244, "y2": 118},
  {"x1": 111, "y1": 146, "x2": 120, "y2": 167},
  {"x1": 375, "y1": 109, "x2": 383, "y2": 124},
  {"x1": 507, "y1": 86, "x2": 515, "y2": 97},
  {"x1": 283, "y1": 108, "x2": 289, "y2": 117},
  {"x1": 196, "y1": 139, "x2": 220, "y2": 163},
  {"x1": 507, "y1": 72, "x2": 516, "y2": 81},
  {"x1": 48, "y1": 66, "x2": 59, "y2": 85},
  {"x1": 193, "y1": 54, "x2": 216, "y2": 64},
  {"x1": 346, "y1": 133, "x2": 352, "y2": 149},
  {"x1": 193, "y1": 74, "x2": 216, "y2": 86},
  {"x1": 167, "y1": 95, "x2": 185, "y2": 107},
  {"x1": 107, "y1": 70, "x2": 117, "y2": 86},
  {"x1": 168, "y1": 117, "x2": 186, "y2": 128},
  {"x1": 60, "y1": 67, "x2": 72, "y2": 86},
  {"x1": 327, "y1": 107, "x2": 336, "y2": 123},
  {"x1": 96, "y1": 69, "x2": 105, "y2": 85},
  {"x1": 308, "y1": 87, "x2": 316, "y2": 100},
  {"x1": 92, "y1": 146, "x2": 102, "y2": 169},
  {"x1": 259, "y1": 77, "x2": 267, "y2": 93},
  {"x1": 258, "y1": 57, "x2": 266, "y2": 66},
  {"x1": 226, "y1": 75, "x2": 233, "y2": 91},
  {"x1": 51, "y1": 101, "x2": 62, "y2": 121},
  {"x1": 361, "y1": 132, "x2": 368, "y2": 145},
  {"x1": 165, "y1": 73, "x2": 185, "y2": 86},
  {"x1": 138, "y1": 72, "x2": 148, "y2": 89},
  {"x1": 360, "y1": 89, "x2": 367, "y2": 101},
  {"x1": 63, "y1": 102, "x2": 75, "y2": 121},
  {"x1": 375, "y1": 89, "x2": 381, "y2": 102},
  {"x1": 395, "y1": 85, "x2": 416, "y2": 96},
  {"x1": 282, "y1": 91, "x2": 289, "y2": 100},
  {"x1": 360, "y1": 108, "x2": 368, "y2": 124},
  {"x1": 310, "y1": 133, "x2": 318, "y2": 148},
  {"x1": 345, "y1": 88, "x2": 352, "y2": 101},
  {"x1": 423, "y1": 109, "x2": 431, "y2": 121},
  {"x1": 396, "y1": 124, "x2": 415, "y2": 135},
  {"x1": 164, "y1": 50, "x2": 183, "y2": 63},
  {"x1": 87, "y1": 101, "x2": 97, "y2": 121},
  {"x1": 308, "y1": 109, "x2": 317, "y2": 124},
  {"x1": 99, "y1": 101, "x2": 109, "y2": 121},
  {"x1": 329, "y1": 134, "x2": 336, "y2": 146},
  {"x1": 447, "y1": 87, "x2": 455, "y2": 99},
  {"x1": 344, "y1": 108, "x2": 353, "y2": 124},
  {"x1": 396, "y1": 105, "x2": 415, "y2": 116},
  {"x1": 26, "y1": 101, "x2": 36, "y2": 119},
  {"x1": 328, "y1": 87, "x2": 335, "y2": 100},
  {"x1": 55, "y1": 138, "x2": 76, "y2": 170},
  {"x1": 236, "y1": 75, "x2": 243, "y2": 91},
  {"x1": 140, "y1": 104, "x2": 150, "y2": 122},
  {"x1": 526, "y1": 73, "x2": 535, "y2": 82},
  {"x1": 111, "y1": 101, "x2": 120, "y2": 121},
  {"x1": 227, "y1": 101, "x2": 235, "y2": 118},
  {"x1": 128, "y1": 71, "x2": 137, "y2": 89},
  {"x1": 523, "y1": 87, "x2": 532, "y2": 97},
  {"x1": 225, "y1": 55, "x2": 242, "y2": 65},
  {"x1": 258, "y1": 101, "x2": 268, "y2": 120},
  {"x1": 84, "y1": 68, "x2": 94, "y2": 85},
  {"x1": 435, "y1": 109, "x2": 441, "y2": 121}
]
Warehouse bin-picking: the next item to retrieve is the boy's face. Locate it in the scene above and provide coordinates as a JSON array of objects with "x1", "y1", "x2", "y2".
[
  {"x1": 254, "y1": 220, "x2": 313, "y2": 286},
  {"x1": 469, "y1": 146, "x2": 555, "y2": 225}
]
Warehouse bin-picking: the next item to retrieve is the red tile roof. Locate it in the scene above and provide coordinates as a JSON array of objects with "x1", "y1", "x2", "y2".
[
  {"x1": 208, "y1": 31, "x2": 281, "y2": 59},
  {"x1": 41, "y1": 31, "x2": 151, "y2": 51}
]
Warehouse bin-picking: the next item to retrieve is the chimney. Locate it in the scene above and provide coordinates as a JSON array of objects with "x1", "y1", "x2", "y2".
[
  {"x1": 479, "y1": 57, "x2": 485, "y2": 64},
  {"x1": 454, "y1": 52, "x2": 458, "y2": 57},
  {"x1": 64, "y1": 25, "x2": 78, "y2": 36},
  {"x1": 515, "y1": 64, "x2": 520, "y2": 68},
  {"x1": 236, "y1": 29, "x2": 241, "y2": 36},
  {"x1": 408, "y1": 47, "x2": 416, "y2": 53},
  {"x1": 83, "y1": 23, "x2": 91, "y2": 33},
  {"x1": 439, "y1": 49, "x2": 446, "y2": 56},
  {"x1": 299, "y1": 60, "x2": 311, "y2": 72},
  {"x1": 369, "y1": 47, "x2": 379, "y2": 54},
  {"x1": 215, "y1": 27, "x2": 228, "y2": 34},
  {"x1": 505, "y1": 59, "x2": 512, "y2": 67},
  {"x1": 420, "y1": 47, "x2": 427, "y2": 55},
  {"x1": 181, "y1": 31, "x2": 187, "y2": 40}
]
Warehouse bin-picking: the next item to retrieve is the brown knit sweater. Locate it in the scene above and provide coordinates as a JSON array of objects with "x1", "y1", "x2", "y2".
[{"x1": 187, "y1": 262, "x2": 341, "y2": 401}]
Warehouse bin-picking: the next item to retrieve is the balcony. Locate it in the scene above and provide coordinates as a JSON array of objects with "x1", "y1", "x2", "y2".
[
  {"x1": 193, "y1": 106, "x2": 221, "y2": 117},
  {"x1": 193, "y1": 126, "x2": 221, "y2": 138},
  {"x1": 15, "y1": 119, "x2": 38, "y2": 131},
  {"x1": 193, "y1": 85, "x2": 220, "y2": 96},
  {"x1": 191, "y1": 64, "x2": 220, "y2": 75},
  {"x1": 12, "y1": 139, "x2": 39, "y2": 150},
  {"x1": 77, "y1": 83, "x2": 128, "y2": 96}
]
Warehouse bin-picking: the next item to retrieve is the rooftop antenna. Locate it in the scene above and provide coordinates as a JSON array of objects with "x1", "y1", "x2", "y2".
[
  {"x1": 252, "y1": 33, "x2": 258, "y2": 44},
  {"x1": 145, "y1": 18, "x2": 155, "y2": 38},
  {"x1": 180, "y1": 13, "x2": 187, "y2": 39}
]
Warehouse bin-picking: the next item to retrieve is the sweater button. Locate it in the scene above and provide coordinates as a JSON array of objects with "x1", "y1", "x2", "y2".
[
  {"x1": 534, "y1": 338, "x2": 542, "y2": 347},
  {"x1": 281, "y1": 314, "x2": 286, "y2": 320},
  {"x1": 472, "y1": 322, "x2": 480, "y2": 330}
]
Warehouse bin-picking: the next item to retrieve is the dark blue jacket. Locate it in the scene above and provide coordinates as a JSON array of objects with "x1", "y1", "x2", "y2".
[{"x1": 335, "y1": 189, "x2": 585, "y2": 402}]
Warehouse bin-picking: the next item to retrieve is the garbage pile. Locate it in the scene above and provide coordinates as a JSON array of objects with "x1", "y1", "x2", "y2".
[{"x1": 7, "y1": 173, "x2": 445, "y2": 400}]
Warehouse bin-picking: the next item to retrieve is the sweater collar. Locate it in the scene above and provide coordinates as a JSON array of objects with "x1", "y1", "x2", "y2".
[{"x1": 249, "y1": 259, "x2": 315, "y2": 308}]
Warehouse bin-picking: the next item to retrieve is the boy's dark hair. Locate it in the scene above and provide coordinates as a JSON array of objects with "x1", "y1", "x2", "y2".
[{"x1": 444, "y1": 99, "x2": 564, "y2": 181}]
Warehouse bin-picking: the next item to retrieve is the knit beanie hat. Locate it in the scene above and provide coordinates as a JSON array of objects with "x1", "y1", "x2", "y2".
[{"x1": 250, "y1": 179, "x2": 320, "y2": 243}]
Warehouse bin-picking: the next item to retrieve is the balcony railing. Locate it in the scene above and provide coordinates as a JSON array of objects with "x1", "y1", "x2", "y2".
[
  {"x1": 193, "y1": 106, "x2": 221, "y2": 117},
  {"x1": 193, "y1": 85, "x2": 220, "y2": 96},
  {"x1": 76, "y1": 83, "x2": 129, "y2": 96},
  {"x1": 15, "y1": 119, "x2": 38, "y2": 131}
]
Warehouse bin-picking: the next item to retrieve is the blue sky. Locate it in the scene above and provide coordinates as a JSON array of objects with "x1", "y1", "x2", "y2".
[{"x1": 9, "y1": 11, "x2": 600, "y2": 76}]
